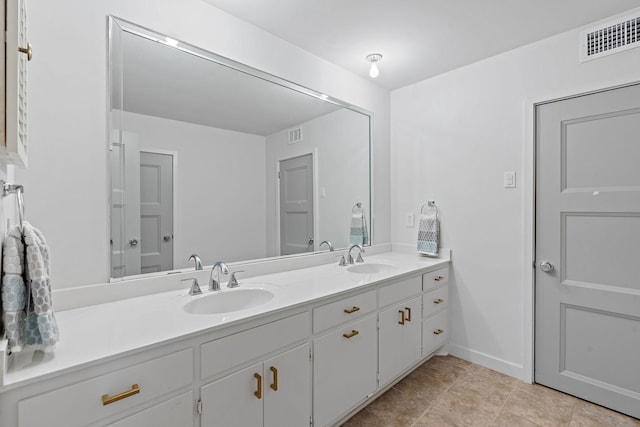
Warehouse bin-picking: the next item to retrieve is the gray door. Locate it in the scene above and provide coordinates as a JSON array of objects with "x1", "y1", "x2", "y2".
[
  {"x1": 535, "y1": 83, "x2": 640, "y2": 418},
  {"x1": 140, "y1": 151, "x2": 174, "y2": 274},
  {"x1": 279, "y1": 154, "x2": 314, "y2": 255}
]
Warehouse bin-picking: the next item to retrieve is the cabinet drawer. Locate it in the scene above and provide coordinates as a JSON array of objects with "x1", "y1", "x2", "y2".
[
  {"x1": 18, "y1": 348, "x2": 193, "y2": 427},
  {"x1": 107, "y1": 391, "x2": 194, "y2": 427},
  {"x1": 423, "y1": 267, "x2": 449, "y2": 291},
  {"x1": 201, "y1": 312, "x2": 309, "y2": 379},
  {"x1": 422, "y1": 310, "x2": 449, "y2": 356},
  {"x1": 378, "y1": 276, "x2": 421, "y2": 307},
  {"x1": 313, "y1": 289, "x2": 376, "y2": 333},
  {"x1": 423, "y1": 285, "x2": 449, "y2": 319}
]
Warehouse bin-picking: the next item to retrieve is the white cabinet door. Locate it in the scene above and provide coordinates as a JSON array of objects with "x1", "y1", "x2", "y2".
[
  {"x1": 313, "y1": 315, "x2": 377, "y2": 427},
  {"x1": 106, "y1": 391, "x2": 194, "y2": 427},
  {"x1": 378, "y1": 296, "x2": 422, "y2": 386},
  {"x1": 201, "y1": 363, "x2": 263, "y2": 427},
  {"x1": 264, "y1": 344, "x2": 311, "y2": 427}
]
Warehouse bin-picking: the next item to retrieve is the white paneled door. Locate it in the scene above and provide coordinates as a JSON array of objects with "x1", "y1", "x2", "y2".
[
  {"x1": 535, "y1": 83, "x2": 640, "y2": 418},
  {"x1": 139, "y1": 151, "x2": 173, "y2": 274},
  {"x1": 279, "y1": 154, "x2": 314, "y2": 255}
]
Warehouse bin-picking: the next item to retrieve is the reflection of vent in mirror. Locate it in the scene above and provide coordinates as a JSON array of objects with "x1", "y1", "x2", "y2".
[
  {"x1": 288, "y1": 127, "x2": 303, "y2": 144},
  {"x1": 580, "y1": 14, "x2": 639, "y2": 62}
]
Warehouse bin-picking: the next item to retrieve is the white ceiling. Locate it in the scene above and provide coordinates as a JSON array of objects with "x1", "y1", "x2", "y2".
[{"x1": 203, "y1": 0, "x2": 640, "y2": 90}]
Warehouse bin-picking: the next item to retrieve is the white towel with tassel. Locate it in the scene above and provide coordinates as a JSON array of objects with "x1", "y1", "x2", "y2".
[
  {"x1": 417, "y1": 205, "x2": 439, "y2": 256},
  {"x1": 2, "y1": 222, "x2": 59, "y2": 353}
]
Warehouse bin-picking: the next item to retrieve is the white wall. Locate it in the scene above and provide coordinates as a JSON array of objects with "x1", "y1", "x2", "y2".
[
  {"x1": 18, "y1": 0, "x2": 390, "y2": 288},
  {"x1": 265, "y1": 109, "x2": 370, "y2": 256},
  {"x1": 391, "y1": 17, "x2": 640, "y2": 379},
  {"x1": 121, "y1": 111, "x2": 267, "y2": 266}
]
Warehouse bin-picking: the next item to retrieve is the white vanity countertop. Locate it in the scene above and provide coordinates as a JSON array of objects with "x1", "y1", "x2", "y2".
[{"x1": 2, "y1": 250, "x2": 449, "y2": 390}]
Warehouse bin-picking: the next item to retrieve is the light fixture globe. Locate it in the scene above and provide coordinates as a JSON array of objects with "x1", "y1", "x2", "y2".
[{"x1": 366, "y1": 53, "x2": 383, "y2": 78}]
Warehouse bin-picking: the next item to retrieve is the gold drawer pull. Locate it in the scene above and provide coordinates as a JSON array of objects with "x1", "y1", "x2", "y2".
[
  {"x1": 102, "y1": 384, "x2": 140, "y2": 406},
  {"x1": 434, "y1": 298, "x2": 444, "y2": 304},
  {"x1": 344, "y1": 306, "x2": 360, "y2": 314},
  {"x1": 405, "y1": 307, "x2": 412, "y2": 322},
  {"x1": 270, "y1": 366, "x2": 278, "y2": 391},
  {"x1": 343, "y1": 330, "x2": 359, "y2": 339},
  {"x1": 434, "y1": 276, "x2": 445, "y2": 282},
  {"x1": 254, "y1": 373, "x2": 263, "y2": 399},
  {"x1": 398, "y1": 310, "x2": 406, "y2": 325},
  {"x1": 433, "y1": 329, "x2": 444, "y2": 335}
]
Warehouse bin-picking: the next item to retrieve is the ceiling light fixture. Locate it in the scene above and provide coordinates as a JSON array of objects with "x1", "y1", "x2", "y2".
[
  {"x1": 366, "y1": 53, "x2": 383, "y2": 78},
  {"x1": 165, "y1": 37, "x2": 179, "y2": 47}
]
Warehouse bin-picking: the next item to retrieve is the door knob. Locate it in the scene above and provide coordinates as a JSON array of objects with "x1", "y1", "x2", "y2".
[
  {"x1": 540, "y1": 261, "x2": 554, "y2": 272},
  {"x1": 308, "y1": 237, "x2": 314, "y2": 246},
  {"x1": 129, "y1": 239, "x2": 139, "y2": 246},
  {"x1": 163, "y1": 234, "x2": 172, "y2": 242}
]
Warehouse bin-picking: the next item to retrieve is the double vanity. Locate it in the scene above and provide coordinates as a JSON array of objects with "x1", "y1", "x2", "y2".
[{"x1": 0, "y1": 245, "x2": 450, "y2": 426}]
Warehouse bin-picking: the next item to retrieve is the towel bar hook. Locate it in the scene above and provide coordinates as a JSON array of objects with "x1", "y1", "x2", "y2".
[{"x1": 1, "y1": 180, "x2": 26, "y2": 232}]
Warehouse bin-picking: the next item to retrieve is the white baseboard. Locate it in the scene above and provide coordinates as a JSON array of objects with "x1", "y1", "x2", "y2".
[{"x1": 449, "y1": 343, "x2": 531, "y2": 383}]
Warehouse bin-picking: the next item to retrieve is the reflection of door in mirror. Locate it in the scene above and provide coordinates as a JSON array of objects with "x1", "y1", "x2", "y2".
[
  {"x1": 279, "y1": 154, "x2": 314, "y2": 255},
  {"x1": 111, "y1": 132, "x2": 174, "y2": 278},
  {"x1": 140, "y1": 150, "x2": 174, "y2": 274}
]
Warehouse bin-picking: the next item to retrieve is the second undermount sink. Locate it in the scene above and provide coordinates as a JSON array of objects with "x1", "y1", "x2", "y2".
[
  {"x1": 184, "y1": 288, "x2": 275, "y2": 315},
  {"x1": 347, "y1": 262, "x2": 395, "y2": 275}
]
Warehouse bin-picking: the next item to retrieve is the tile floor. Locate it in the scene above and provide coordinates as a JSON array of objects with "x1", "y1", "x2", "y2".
[{"x1": 342, "y1": 355, "x2": 640, "y2": 427}]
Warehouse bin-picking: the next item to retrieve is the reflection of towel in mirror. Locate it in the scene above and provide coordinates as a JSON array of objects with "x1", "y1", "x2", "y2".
[
  {"x1": 2, "y1": 222, "x2": 59, "y2": 353},
  {"x1": 417, "y1": 212, "x2": 439, "y2": 256},
  {"x1": 349, "y1": 204, "x2": 369, "y2": 246}
]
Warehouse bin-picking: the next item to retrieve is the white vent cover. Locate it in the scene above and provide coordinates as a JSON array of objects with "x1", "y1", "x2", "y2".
[
  {"x1": 580, "y1": 12, "x2": 639, "y2": 62},
  {"x1": 288, "y1": 127, "x2": 303, "y2": 144}
]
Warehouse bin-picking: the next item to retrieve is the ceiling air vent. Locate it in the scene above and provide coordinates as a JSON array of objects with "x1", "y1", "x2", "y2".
[
  {"x1": 288, "y1": 127, "x2": 303, "y2": 144},
  {"x1": 580, "y1": 12, "x2": 639, "y2": 62}
]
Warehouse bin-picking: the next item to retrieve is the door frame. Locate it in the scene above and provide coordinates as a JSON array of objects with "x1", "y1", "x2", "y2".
[
  {"x1": 274, "y1": 149, "x2": 319, "y2": 255},
  {"x1": 139, "y1": 147, "x2": 179, "y2": 272},
  {"x1": 524, "y1": 80, "x2": 640, "y2": 383}
]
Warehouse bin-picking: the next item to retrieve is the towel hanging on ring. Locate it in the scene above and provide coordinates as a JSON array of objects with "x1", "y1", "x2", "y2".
[{"x1": 417, "y1": 201, "x2": 439, "y2": 256}]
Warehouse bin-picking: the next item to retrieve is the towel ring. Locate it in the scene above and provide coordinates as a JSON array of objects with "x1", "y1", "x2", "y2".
[
  {"x1": 1, "y1": 181, "x2": 25, "y2": 233},
  {"x1": 420, "y1": 201, "x2": 438, "y2": 217}
]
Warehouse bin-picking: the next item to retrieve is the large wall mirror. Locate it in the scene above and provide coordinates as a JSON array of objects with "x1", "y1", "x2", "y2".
[{"x1": 109, "y1": 17, "x2": 372, "y2": 279}]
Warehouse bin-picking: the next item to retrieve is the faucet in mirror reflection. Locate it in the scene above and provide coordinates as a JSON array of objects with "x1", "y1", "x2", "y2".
[
  {"x1": 417, "y1": 201, "x2": 439, "y2": 256},
  {"x1": 349, "y1": 202, "x2": 369, "y2": 246}
]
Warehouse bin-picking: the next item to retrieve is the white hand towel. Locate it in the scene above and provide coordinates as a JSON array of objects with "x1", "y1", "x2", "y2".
[{"x1": 417, "y1": 207, "x2": 439, "y2": 256}]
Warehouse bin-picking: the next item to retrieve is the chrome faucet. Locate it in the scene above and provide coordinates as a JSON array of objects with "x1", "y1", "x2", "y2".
[
  {"x1": 227, "y1": 270, "x2": 244, "y2": 288},
  {"x1": 319, "y1": 240, "x2": 334, "y2": 252},
  {"x1": 188, "y1": 254, "x2": 203, "y2": 271},
  {"x1": 347, "y1": 244, "x2": 365, "y2": 264},
  {"x1": 209, "y1": 261, "x2": 229, "y2": 291},
  {"x1": 181, "y1": 278, "x2": 202, "y2": 296}
]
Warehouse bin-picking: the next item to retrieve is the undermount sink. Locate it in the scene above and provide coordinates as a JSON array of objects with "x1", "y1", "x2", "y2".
[
  {"x1": 347, "y1": 262, "x2": 395, "y2": 275},
  {"x1": 184, "y1": 288, "x2": 275, "y2": 315}
]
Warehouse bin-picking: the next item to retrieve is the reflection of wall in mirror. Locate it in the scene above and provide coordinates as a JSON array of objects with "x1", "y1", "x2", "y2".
[
  {"x1": 121, "y1": 111, "x2": 267, "y2": 268},
  {"x1": 265, "y1": 109, "x2": 370, "y2": 257}
]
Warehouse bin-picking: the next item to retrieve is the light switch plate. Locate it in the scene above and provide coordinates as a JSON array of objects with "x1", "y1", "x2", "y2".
[
  {"x1": 504, "y1": 171, "x2": 516, "y2": 188},
  {"x1": 406, "y1": 213, "x2": 415, "y2": 227}
]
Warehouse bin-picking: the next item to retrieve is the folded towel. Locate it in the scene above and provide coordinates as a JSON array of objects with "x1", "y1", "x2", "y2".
[
  {"x1": 349, "y1": 203, "x2": 369, "y2": 246},
  {"x1": 417, "y1": 206, "x2": 439, "y2": 256},
  {"x1": 2, "y1": 222, "x2": 59, "y2": 353}
]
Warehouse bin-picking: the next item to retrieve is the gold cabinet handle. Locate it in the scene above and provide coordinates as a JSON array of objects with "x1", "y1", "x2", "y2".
[
  {"x1": 405, "y1": 307, "x2": 412, "y2": 322},
  {"x1": 344, "y1": 306, "x2": 360, "y2": 314},
  {"x1": 102, "y1": 384, "x2": 140, "y2": 406},
  {"x1": 254, "y1": 373, "x2": 262, "y2": 399},
  {"x1": 434, "y1": 298, "x2": 444, "y2": 304},
  {"x1": 433, "y1": 329, "x2": 444, "y2": 335},
  {"x1": 19, "y1": 43, "x2": 33, "y2": 61},
  {"x1": 270, "y1": 366, "x2": 278, "y2": 391},
  {"x1": 434, "y1": 276, "x2": 445, "y2": 282},
  {"x1": 343, "y1": 330, "x2": 359, "y2": 339},
  {"x1": 398, "y1": 310, "x2": 405, "y2": 325}
]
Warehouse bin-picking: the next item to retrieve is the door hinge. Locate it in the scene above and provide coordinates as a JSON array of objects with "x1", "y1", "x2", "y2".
[
  {"x1": 278, "y1": 171, "x2": 281, "y2": 179},
  {"x1": 196, "y1": 398, "x2": 202, "y2": 415},
  {"x1": 309, "y1": 415, "x2": 313, "y2": 426},
  {"x1": 309, "y1": 348, "x2": 313, "y2": 361}
]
